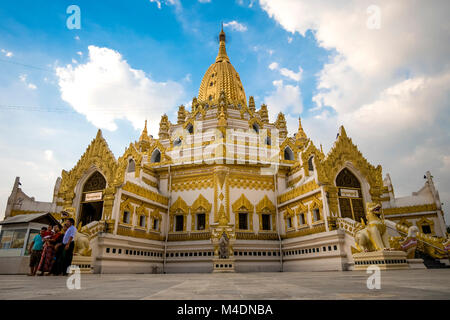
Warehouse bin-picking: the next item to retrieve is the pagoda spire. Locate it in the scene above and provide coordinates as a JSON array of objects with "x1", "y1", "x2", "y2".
[
  {"x1": 139, "y1": 120, "x2": 150, "y2": 143},
  {"x1": 216, "y1": 25, "x2": 229, "y2": 63}
]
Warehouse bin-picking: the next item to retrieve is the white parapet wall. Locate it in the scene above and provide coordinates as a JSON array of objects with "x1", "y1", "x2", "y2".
[
  {"x1": 164, "y1": 240, "x2": 214, "y2": 273},
  {"x1": 91, "y1": 233, "x2": 164, "y2": 274},
  {"x1": 233, "y1": 239, "x2": 282, "y2": 272},
  {"x1": 281, "y1": 230, "x2": 350, "y2": 272}
]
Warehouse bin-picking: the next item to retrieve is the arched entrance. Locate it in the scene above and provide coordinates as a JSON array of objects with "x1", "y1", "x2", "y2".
[
  {"x1": 79, "y1": 171, "x2": 106, "y2": 226},
  {"x1": 336, "y1": 168, "x2": 366, "y2": 223}
]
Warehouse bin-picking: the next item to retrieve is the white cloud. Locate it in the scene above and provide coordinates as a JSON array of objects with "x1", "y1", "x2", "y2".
[
  {"x1": 1, "y1": 49, "x2": 13, "y2": 57},
  {"x1": 19, "y1": 74, "x2": 37, "y2": 90},
  {"x1": 268, "y1": 62, "x2": 303, "y2": 81},
  {"x1": 149, "y1": 0, "x2": 181, "y2": 10},
  {"x1": 198, "y1": 0, "x2": 211, "y2": 2},
  {"x1": 77, "y1": 51, "x2": 83, "y2": 56},
  {"x1": 55, "y1": 45, "x2": 184, "y2": 134},
  {"x1": 223, "y1": 21, "x2": 248, "y2": 32},
  {"x1": 260, "y1": 0, "x2": 450, "y2": 220},
  {"x1": 149, "y1": 0, "x2": 162, "y2": 9},
  {"x1": 264, "y1": 79, "x2": 303, "y2": 122},
  {"x1": 287, "y1": 36, "x2": 293, "y2": 43},
  {"x1": 268, "y1": 62, "x2": 278, "y2": 70},
  {"x1": 74, "y1": 35, "x2": 80, "y2": 41},
  {"x1": 71, "y1": 58, "x2": 78, "y2": 64}
]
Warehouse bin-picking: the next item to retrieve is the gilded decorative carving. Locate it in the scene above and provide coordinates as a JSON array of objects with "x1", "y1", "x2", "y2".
[
  {"x1": 278, "y1": 180, "x2": 320, "y2": 204},
  {"x1": 282, "y1": 223, "x2": 326, "y2": 239},
  {"x1": 232, "y1": 194, "x2": 254, "y2": 231},
  {"x1": 228, "y1": 175, "x2": 274, "y2": 191},
  {"x1": 191, "y1": 194, "x2": 212, "y2": 213},
  {"x1": 122, "y1": 182, "x2": 168, "y2": 206},
  {"x1": 172, "y1": 175, "x2": 213, "y2": 191},
  {"x1": 58, "y1": 130, "x2": 118, "y2": 209},
  {"x1": 256, "y1": 195, "x2": 277, "y2": 231},
  {"x1": 315, "y1": 126, "x2": 383, "y2": 203},
  {"x1": 383, "y1": 204, "x2": 437, "y2": 215},
  {"x1": 142, "y1": 177, "x2": 158, "y2": 189}
]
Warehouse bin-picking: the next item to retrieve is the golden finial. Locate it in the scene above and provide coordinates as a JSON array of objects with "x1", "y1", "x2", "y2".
[
  {"x1": 338, "y1": 125, "x2": 347, "y2": 138},
  {"x1": 216, "y1": 24, "x2": 229, "y2": 62},
  {"x1": 296, "y1": 117, "x2": 307, "y2": 140}
]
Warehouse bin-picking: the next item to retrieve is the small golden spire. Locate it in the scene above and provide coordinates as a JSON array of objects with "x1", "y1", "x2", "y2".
[
  {"x1": 296, "y1": 117, "x2": 307, "y2": 140},
  {"x1": 216, "y1": 25, "x2": 229, "y2": 62},
  {"x1": 139, "y1": 120, "x2": 150, "y2": 143}
]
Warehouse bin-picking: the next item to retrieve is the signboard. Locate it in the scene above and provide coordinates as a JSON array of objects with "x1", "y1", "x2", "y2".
[
  {"x1": 85, "y1": 192, "x2": 103, "y2": 202},
  {"x1": 340, "y1": 188, "x2": 359, "y2": 198}
]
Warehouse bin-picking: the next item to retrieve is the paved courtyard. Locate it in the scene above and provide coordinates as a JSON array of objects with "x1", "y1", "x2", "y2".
[{"x1": 0, "y1": 269, "x2": 449, "y2": 300}]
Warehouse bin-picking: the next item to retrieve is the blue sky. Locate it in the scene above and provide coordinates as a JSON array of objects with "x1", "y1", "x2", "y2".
[{"x1": 0, "y1": 0, "x2": 449, "y2": 224}]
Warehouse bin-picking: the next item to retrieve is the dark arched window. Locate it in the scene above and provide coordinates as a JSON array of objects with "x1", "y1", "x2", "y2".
[
  {"x1": 252, "y1": 123, "x2": 259, "y2": 133},
  {"x1": 284, "y1": 147, "x2": 294, "y2": 161},
  {"x1": 127, "y1": 159, "x2": 135, "y2": 173},
  {"x1": 150, "y1": 149, "x2": 161, "y2": 163},
  {"x1": 336, "y1": 168, "x2": 365, "y2": 223},
  {"x1": 186, "y1": 123, "x2": 193, "y2": 134},
  {"x1": 173, "y1": 137, "x2": 182, "y2": 147},
  {"x1": 308, "y1": 156, "x2": 314, "y2": 171}
]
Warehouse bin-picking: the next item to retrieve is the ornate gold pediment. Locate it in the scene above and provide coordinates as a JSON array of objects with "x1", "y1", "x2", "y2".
[
  {"x1": 170, "y1": 196, "x2": 189, "y2": 215},
  {"x1": 115, "y1": 143, "x2": 143, "y2": 184},
  {"x1": 310, "y1": 197, "x2": 323, "y2": 210},
  {"x1": 232, "y1": 194, "x2": 254, "y2": 212},
  {"x1": 295, "y1": 201, "x2": 308, "y2": 214},
  {"x1": 191, "y1": 194, "x2": 212, "y2": 213},
  {"x1": 256, "y1": 195, "x2": 275, "y2": 213},
  {"x1": 59, "y1": 130, "x2": 118, "y2": 200},
  {"x1": 316, "y1": 126, "x2": 383, "y2": 195},
  {"x1": 147, "y1": 140, "x2": 170, "y2": 164},
  {"x1": 284, "y1": 207, "x2": 295, "y2": 218},
  {"x1": 301, "y1": 140, "x2": 324, "y2": 176}
]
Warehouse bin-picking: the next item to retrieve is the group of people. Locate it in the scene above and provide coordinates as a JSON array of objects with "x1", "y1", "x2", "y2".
[{"x1": 28, "y1": 218, "x2": 77, "y2": 276}]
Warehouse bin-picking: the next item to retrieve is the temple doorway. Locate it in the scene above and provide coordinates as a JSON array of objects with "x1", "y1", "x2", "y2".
[
  {"x1": 79, "y1": 171, "x2": 106, "y2": 227},
  {"x1": 336, "y1": 168, "x2": 366, "y2": 223}
]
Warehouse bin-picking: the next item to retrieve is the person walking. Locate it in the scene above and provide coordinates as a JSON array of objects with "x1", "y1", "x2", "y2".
[{"x1": 28, "y1": 227, "x2": 47, "y2": 276}]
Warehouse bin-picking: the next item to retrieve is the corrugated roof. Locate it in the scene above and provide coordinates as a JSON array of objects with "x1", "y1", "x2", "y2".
[{"x1": 0, "y1": 212, "x2": 59, "y2": 226}]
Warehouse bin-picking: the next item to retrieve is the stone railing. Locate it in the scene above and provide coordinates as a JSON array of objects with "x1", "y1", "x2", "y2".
[{"x1": 336, "y1": 217, "x2": 362, "y2": 237}]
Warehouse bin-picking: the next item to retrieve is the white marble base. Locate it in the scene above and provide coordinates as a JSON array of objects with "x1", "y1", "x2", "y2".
[
  {"x1": 353, "y1": 250, "x2": 409, "y2": 270},
  {"x1": 72, "y1": 255, "x2": 93, "y2": 274},
  {"x1": 213, "y1": 258, "x2": 235, "y2": 273}
]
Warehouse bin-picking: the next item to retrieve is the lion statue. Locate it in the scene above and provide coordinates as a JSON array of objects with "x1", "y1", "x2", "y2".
[
  {"x1": 355, "y1": 202, "x2": 391, "y2": 252},
  {"x1": 74, "y1": 224, "x2": 92, "y2": 256}
]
